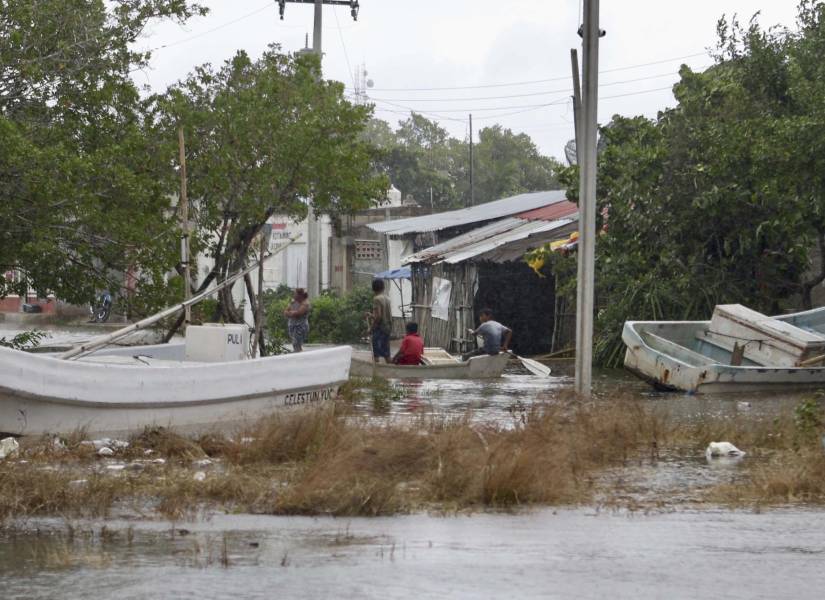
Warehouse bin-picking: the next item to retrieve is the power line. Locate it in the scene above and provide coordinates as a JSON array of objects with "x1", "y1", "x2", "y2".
[
  {"x1": 358, "y1": 52, "x2": 708, "y2": 92},
  {"x1": 358, "y1": 82, "x2": 674, "y2": 116},
  {"x1": 331, "y1": 4, "x2": 356, "y2": 89},
  {"x1": 363, "y1": 68, "x2": 706, "y2": 103},
  {"x1": 149, "y1": 3, "x2": 274, "y2": 52}
]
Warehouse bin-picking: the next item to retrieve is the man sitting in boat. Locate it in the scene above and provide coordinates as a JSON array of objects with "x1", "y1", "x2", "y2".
[
  {"x1": 393, "y1": 322, "x2": 425, "y2": 365},
  {"x1": 462, "y1": 308, "x2": 512, "y2": 361}
]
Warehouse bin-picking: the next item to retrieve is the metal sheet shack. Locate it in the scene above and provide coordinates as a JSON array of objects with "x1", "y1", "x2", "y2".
[{"x1": 368, "y1": 191, "x2": 578, "y2": 354}]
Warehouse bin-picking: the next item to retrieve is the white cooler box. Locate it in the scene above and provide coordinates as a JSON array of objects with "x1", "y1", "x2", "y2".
[{"x1": 184, "y1": 323, "x2": 249, "y2": 363}]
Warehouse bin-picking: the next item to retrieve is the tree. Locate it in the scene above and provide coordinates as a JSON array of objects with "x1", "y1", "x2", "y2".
[
  {"x1": 472, "y1": 125, "x2": 562, "y2": 205},
  {"x1": 366, "y1": 114, "x2": 562, "y2": 210},
  {"x1": 0, "y1": 0, "x2": 207, "y2": 314},
  {"x1": 536, "y1": 1, "x2": 825, "y2": 366},
  {"x1": 159, "y1": 48, "x2": 388, "y2": 324}
]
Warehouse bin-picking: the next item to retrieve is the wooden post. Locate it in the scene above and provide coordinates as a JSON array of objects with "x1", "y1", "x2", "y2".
[
  {"x1": 178, "y1": 126, "x2": 192, "y2": 325},
  {"x1": 253, "y1": 234, "x2": 266, "y2": 357}
]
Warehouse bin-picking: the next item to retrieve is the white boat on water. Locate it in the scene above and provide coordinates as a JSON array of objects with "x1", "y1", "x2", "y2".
[
  {"x1": 623, "y1": 304, "x2": 825, "y2": 394},
  {"x1": 350, "y1": 348, "x2": 511, "y2": 379},
  {"x1": 0, "y1": 331, "x2": 352, "y2": 437}
]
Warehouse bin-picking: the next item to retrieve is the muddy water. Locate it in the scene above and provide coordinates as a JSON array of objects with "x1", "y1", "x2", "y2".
[
  {"x1": 2, "y1": 509, "x2": 825, "y2": 599},
  {"x1": 3, "y1": 332, "x2": 824, "y2": 597}
]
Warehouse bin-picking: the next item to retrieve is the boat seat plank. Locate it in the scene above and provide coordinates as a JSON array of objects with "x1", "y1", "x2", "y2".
[{"x1": 641, "y1": 331, "x2": 716, "y2": 367}]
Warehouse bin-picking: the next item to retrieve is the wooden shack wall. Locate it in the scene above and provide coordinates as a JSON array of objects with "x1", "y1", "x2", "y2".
[
  {"x1": 411, "y1": 260, "x2": 575, "y2": 355},
  {"x1": 411, "y1": 263, "x2": 478, "y2": 352}
]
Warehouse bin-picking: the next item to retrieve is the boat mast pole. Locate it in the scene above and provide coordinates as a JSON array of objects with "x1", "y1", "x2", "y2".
[
  {"x1": 60, "y1": 236, "x2": 301, "y2": 360},
  {"x1": 178, "y1": 126, "x2": 192, "y2": 325}
]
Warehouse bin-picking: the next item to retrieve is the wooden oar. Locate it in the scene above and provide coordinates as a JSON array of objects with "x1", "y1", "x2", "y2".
[{"x1": 508, "y1": 351, "x2": 552, "y2": 377}]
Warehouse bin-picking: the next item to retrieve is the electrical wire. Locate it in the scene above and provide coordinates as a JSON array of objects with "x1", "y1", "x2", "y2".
[
  {"x1": 363, "y1": 68, "x2": 706, "y2": 103},
  {"x1": 357, "y1": 52, "x2": 708, "y2": 92},
  {"x1": 149, "y1": 3, "x2": 274, "y2": 52},
  {"x1": 331, "y1": 4, "x2": 357, "y2": 90}
]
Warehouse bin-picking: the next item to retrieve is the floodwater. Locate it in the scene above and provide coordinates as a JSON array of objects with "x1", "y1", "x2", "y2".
[
  {"x1": 2, "y1": 509, "x2": 825, "y2": 599},
  {"x1": 3, "y1": 328, "x2": 824, "y2": 597}
]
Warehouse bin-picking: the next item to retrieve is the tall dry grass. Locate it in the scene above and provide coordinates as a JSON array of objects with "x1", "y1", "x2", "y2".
[{"x1": 2, "y1": 389, "x2": 824, "y2": 522}]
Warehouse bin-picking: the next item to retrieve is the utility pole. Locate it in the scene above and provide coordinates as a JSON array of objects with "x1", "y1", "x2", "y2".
[
  {"x1": 177, "y1": 126, "x2": 192, "y2": 325},
  {"x1": 469, "y1": 113, "x2": 475, "y2": 206},
  {"x1": 278, "y1": 0, "x2": 361, "y2": 298},
  {"x1": 574, "y1": 0, "x2": 601, "y2": 397}
]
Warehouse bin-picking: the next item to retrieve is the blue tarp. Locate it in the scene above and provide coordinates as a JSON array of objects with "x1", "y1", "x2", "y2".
[{"x1": 373, "y1": 267, "x2": 411, "y2": 280}]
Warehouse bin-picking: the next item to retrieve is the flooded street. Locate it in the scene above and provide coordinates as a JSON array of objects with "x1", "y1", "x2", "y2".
[
  {"x1": 2, "y1": 330, "x2": 824, "y2": 598},
  {"x1": 3, "y1": 509, "x2": 825, "y2": 599}
]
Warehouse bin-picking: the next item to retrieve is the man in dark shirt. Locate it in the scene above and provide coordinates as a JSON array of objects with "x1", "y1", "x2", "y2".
[
  {"x1": 393, "y1": 322, "x2": 424, "y2": 365},
  {"x1": 368, "y1": 278, "x2": 393, "y2": 363}
]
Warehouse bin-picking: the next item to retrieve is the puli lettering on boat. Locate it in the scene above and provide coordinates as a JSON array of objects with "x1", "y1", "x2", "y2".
[{"x1": 283, "y1": 388, "x2": 335, "y2": 407}]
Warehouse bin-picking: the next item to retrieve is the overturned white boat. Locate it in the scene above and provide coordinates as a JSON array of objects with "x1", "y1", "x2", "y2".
[
  {"x1": 0, "y1": 327, "x2": 352, "y2": 437},
  {"x1": 623, "y1": 304, "x2": 825, "y2": 394}
]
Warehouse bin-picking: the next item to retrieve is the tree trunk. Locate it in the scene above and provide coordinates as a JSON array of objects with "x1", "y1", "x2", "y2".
[{"x1": 801, "y1": 234, "x2": 825, "y2": 310}]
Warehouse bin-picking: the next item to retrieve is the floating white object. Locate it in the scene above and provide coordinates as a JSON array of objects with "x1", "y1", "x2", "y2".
[
  {"x1": 0, "y1": 437, "x2": 19, "y2": 459},
  {"x1": 193, "y1": 471, "x2": 206, "y2": 482},
  {"x1": 706, "y1": 441, "x2": 745, "y2": 459},
  {"x1": 98, "y1": 447, "x2": 115, "y2": 456}
]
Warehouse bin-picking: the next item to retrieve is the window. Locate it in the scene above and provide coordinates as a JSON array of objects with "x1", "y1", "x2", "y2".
[{"x1": 355, "y1": 240, "x2": 382, "y2": 261}]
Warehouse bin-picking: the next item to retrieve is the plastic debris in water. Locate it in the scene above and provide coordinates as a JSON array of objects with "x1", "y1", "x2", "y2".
[
  {"x1": 706, "y1": 441, "x2": 745, "y2": 459},
  {"x1": 0, "y1": 437, "x2": 19, "y2": 460}
]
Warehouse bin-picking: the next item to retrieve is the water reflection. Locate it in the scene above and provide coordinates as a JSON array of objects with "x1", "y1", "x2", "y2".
[{"x1": 3, "y1": 510, "x2": 825, "y2": 599}]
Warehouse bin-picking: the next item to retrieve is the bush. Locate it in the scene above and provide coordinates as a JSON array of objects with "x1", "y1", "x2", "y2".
[{"x1": 264, "y1": 286, "x2": 373, "y2": 346}]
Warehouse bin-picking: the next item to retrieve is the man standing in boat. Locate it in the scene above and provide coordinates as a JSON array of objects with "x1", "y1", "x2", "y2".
[
  {"x1": 463, "y1": 308, "x2": 512, "y2": 361},
  {"x1": 368, "y1": 279, "x2": 393, "y2": 363},
  {"x1": 284, "y1": 288, "x2": 310, "y2": 352}
]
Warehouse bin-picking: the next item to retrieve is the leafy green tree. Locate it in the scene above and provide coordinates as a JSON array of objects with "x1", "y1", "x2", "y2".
[
  {"x1": 472, "y1": 125, "x2": 562, "y2": 205},
  {"x1": 366, "y1": 114, "x2": 562, "y2": 210},
  {"x1": 159, "y1": 48, "x2": 388, "y2": 323},
  {"x1": 0, "y1": 0, "x2": 206, "y2": 315},
  {"x1": 541, "y1": 1, "x2": 825, "y2": 366}
]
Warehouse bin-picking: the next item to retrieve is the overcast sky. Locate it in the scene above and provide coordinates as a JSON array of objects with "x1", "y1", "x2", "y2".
[{"x1": 134, "y1": 1, "x2": 800, "y2": 162}]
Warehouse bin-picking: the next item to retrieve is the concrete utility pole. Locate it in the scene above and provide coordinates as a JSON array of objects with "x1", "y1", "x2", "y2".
[
  {"x1": 574, "y1": 0, "x2": 601, "y2": 397},
  {"x1": 278, "y1": 0, "x2": 361, "y2": 297},
  {"x1": 469, "y1": 113, "x2": 475, "y2": 206}
]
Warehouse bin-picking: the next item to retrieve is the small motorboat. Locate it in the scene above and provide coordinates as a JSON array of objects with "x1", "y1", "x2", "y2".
[
  {"x1": 0, "y1": 326, "x2": 352, "y2": 436},
  {"x1": 350, "y1": 347, "x2": 511, "y2": 379},
  {"x1": 623, "y1": 304, "x2": 825, "y2": 394}
]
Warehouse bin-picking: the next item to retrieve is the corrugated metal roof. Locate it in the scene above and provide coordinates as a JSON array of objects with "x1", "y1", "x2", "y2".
[
  {"x1": 518, "y1": 200, "x2": 578, "y2": 221},
  {"x1": 403, "y1": 215, "x2": 577, "y2": 265},
  {"x1": 367, "y1": 190, "x2": 567, "y2": 236}
]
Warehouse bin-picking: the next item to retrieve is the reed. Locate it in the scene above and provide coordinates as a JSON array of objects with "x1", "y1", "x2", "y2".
[{"x1": 1, "y1": 389, "x2": 823, "y2": 523}]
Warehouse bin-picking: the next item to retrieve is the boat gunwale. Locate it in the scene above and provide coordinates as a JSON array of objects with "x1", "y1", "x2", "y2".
[
  {"x1": 0, "y1": 378, "x2": 348, "y2": 410},
  {"x1": 624, "y1": 320, "x2": 825, "y2": 374}
]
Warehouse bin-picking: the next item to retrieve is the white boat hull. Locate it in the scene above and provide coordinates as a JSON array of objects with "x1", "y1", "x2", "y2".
[
  {"x1": 0, "y1": 344, "x2": 352, "y2": 436},
  {"x1": 350, "y1": 350, "x2": 509, "y2": 379},
  {"x1": 622, "y1": 318, "x2": 825, "y2": 394}
]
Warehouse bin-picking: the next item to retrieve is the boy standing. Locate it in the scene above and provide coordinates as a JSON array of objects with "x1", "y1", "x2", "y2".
[
  {"x1": 368, "y1": 279, "x2": 393, "y2": 363},
  {"x1": 393, "y1": 322, "x2": 424, "y2": 365},
  {"x1": 462, "y1": 308, "x2": 512, "y2": 361}
]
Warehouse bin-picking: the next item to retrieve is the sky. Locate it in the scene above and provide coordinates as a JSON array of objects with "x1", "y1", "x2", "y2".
[{"x1": 133, "y1": 1, "x2": 801, "y2": 162}]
